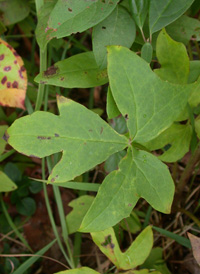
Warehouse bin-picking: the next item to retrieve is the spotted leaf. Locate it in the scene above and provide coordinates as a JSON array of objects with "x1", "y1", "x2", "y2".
[{"x1": 0, "y1": 39, "x2": 27, "y2": 109}]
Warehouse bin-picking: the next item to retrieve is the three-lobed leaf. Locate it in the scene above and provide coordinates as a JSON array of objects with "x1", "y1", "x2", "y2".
[
  {"x1": 6, "y1": 96, "x2": 128, "y2": 183},
  {"x1": 80, "y1": 148, "x2": 174, "y2": 232},
  {"x1": 107, "y1": 46, "x2": 191, "y2": 143}
]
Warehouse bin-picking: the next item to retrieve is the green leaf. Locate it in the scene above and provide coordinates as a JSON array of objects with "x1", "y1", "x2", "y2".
[
  {"x1": 6, "y1": 96, "x2": 128, "y2": 183},
  {"x1": 0, "y1": 171, "x2": 17, "y2": 192},
  {"x1": 0, "y1": 125, "x2": 8, "y2": 154},
  {"x1": 120, "y1": 211, "x2": 142, "y2": 234},
  {"x1": 141, "y1": 42, "x2": 153, "y2": 63},
  {"x1": 166, "y1": 15, "x2": 200, "y2": 45},
  {"x1": 188, "y1": 61, "x2": 200, "y2": 83},
  {"x1": 13, "y1": 239, "x2": 56, "y2": 274},
  {"x1": 0, "y1": 0, "x2": 30, "y2": 26},
  {"x1": 155, "y1": 29, "x2": 190, "y2": 84},
  {"x1": 16, "y1": 197, "x2": 36, "y2": 216},
  {"x1": 35, "y1": 52, "x2": 108, "y2": 88},
  {"x1": 143, "y1": 123, "x2": 192, "y2": 162},
  {"x1": 92, "y1": 5, "x2": 135, "y2": 69},
  {"x1": 66, "y1": 195, "x2": 94, "y2": 234},
  {"x1": 104, "y1": 150, "x2": 126, "y2": 173},
  {"x1": 149, "y1": 0, "x2": 195, "y2": 34},
  {"x1": 129, "y1": 0, "x2": 149, "y2": 29},
  {"x1": 80, "y1": 148, "x2": 174, "y2": 232},
  {"x1": 36, "y1": 0, "x2": 119, "y2": 50},
  {"x1": 119, "y1": 271, "x2": 161, "y2": 274},
  {"x1": 195, "y1": 116, "x2": 200, "y2": 139},
  {"x1": 55, "y1": 267, "x2": 100, "y2": 274},
  {"x1": 107, "y1": 86, "x2": 120, "y2": 119},
  {"x1": 141, "y1": 247, "x2": 172, "y2": 274},
  {"x1": 91, "y1": 226, "x2": 153, "y2": 270},
  {"x1": 107, "y1": 46, "x2": 191, "y2": 143}
]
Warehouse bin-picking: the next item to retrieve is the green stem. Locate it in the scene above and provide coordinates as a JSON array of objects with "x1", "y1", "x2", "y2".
[
  {"x1": 0, "y1": 194, "x2": 32, "y2": 252},
  {"x1": 46, "y1": 157, "x2": 75, "y2": 267},
  {"x1": 42, "y1": 159, "x2": 73, "y2": 268},
  {"x1": 0, "y1": 149, "x2": 15, "y2": 162},
  {"x1": 35, "y1": 50, "x2": 47, "y2": 111}
]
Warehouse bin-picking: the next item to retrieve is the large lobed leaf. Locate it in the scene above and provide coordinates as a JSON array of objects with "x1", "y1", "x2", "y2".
[
  {"x1": 6, "y1": 96, "x2": 128, "y2": 183},
  {"x1": 36, "y1": 0, "x2": 119, "y2": 50},
  {"x1": 107, "y1": 46, "x2": 191, "y2": 143},
  {"x1": 80, "y1": 148, "x2": 174, "y2": 232}
]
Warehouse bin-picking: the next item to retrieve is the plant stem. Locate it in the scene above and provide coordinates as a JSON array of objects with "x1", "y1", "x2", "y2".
[
  {"x1": 35, "y1": 50, "x2": 47, "y2": 111},
  {"x1": 0, "y1": 194, "x2": 32, "y2": 252},
  {"x1": 177, "y1": 143, "x2": 200, "y2": 194},
  {"x1": 46, "y1": 157, "x2": 75, "y2": 267},
  {"x1": 42, "y1": 159, "x2": 73, "y2": 268},
  {"x1": 0, "y1": 149, "x2": 15, "y2": 162}
]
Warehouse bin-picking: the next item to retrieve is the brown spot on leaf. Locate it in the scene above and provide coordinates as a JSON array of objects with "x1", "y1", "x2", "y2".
[
  {"x1": 0, "y1": 54, "x2": 4, "y2": 60},
  {"x1": 68, "y1": 7, "x2": 72, "y2": 12},
  {"x1": 7, "y1": 82, "x2": 11, "y2": 88},
  {"x1": 101, "y1": 235, "x2": 115, "y2": 249},
  {"x1": 102, "y1": 26, "x2": 106, "y2": 29},
  {"x1": 4, "y1": 66, "x2": 11, "y2": 72},
  {"x1": 13, "y1": 51, "x2": 19, "y2": 56},
  {"x1": 38, "y1": 136, "x2": 51, "y2": 140},
  {"x1": 124, "y1": 114, "x2": 128, "y2": 120},
  {"x1": 100, "y1": 127, "x2": 104, "y2": 134},
  {"x1": 44, "y1": 65, "x2": 58, "y2": 77},
  {"x1": 80, "y1": 203, "x2": 85, "y2": 205},
  {"x1": 29, "y1": 155, "x2": 40, "y2": 158},
  {"x1": 18, "y1": 70, "x2": 24, "y2": 79},
  {"x1": 55, "y1": 133, "x2": 59, "y2": 137},
  {"x1": 12, "y1": 81, "x2": 18, "y2": 88},
  {"x1": 21, "y1": 66, "x2": 26, "y2": 71},
  {"x1": 14, "y1": 60, "x2": 17, "y2": 64},
  {"x1": 128, "y1": 203, "x2": 132, "y2": 207},
  {"x1": 1, "y1": 76, "x2": 7, "y2": 85},
  {"x1": 51, "y1": 178, "x2": 55, "y2": 183},
  {"x1": 7, "y1": 44, "x2": 12, "y2": 50},
  {"x1": 3, "y1": 132, "x2": 9, "y2": 142},
  {"x1": 60, "y1": 77, "x2": 64, "y2": 81},
  {"x1": 89, "y1": 129, "x2": 93, "y2": 132}
]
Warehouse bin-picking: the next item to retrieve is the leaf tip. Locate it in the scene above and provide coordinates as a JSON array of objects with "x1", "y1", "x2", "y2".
[{"x1": 57, "y1": 95, "x2": 71, "y2": 104}]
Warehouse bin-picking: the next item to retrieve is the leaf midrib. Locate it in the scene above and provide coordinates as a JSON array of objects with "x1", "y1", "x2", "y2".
[{"x1": 10, "y1": 134, "x2": 127, "y2": 145}]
